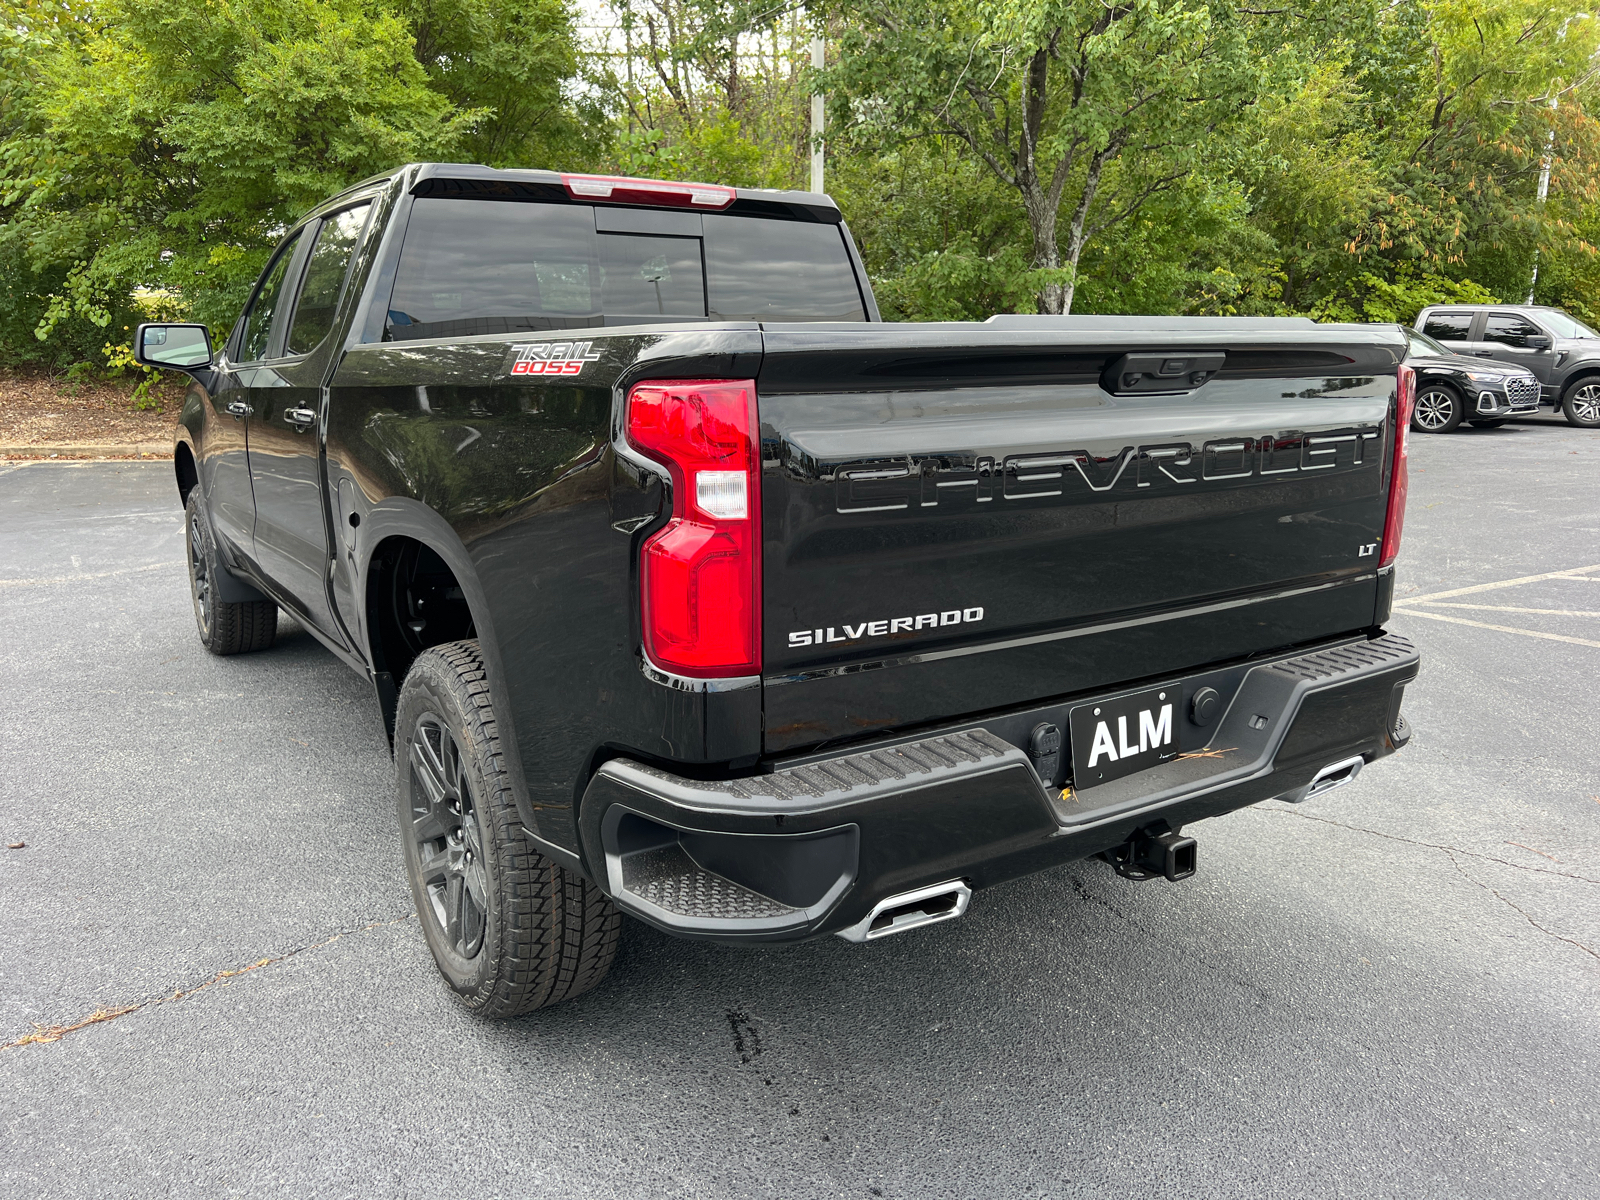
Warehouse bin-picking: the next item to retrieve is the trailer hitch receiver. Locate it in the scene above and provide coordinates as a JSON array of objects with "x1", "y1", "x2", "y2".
[{"x1": 1098, "y1": 821, "x2": 1197, "y2": 883}]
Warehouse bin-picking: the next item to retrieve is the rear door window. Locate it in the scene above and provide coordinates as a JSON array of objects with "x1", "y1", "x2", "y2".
[
  {"x1": 1421, "y1": 311, "x2": 1474, "y2": 341},
  {"x1": 286, "y1": 202, "x2": 372, "y2": 355},
  {"x1": 384, "y1": 197, "x2": 863, "y2": 341},
  {"x1": 1483, "y1": 313, "x2": 1544, "y2": 347}
]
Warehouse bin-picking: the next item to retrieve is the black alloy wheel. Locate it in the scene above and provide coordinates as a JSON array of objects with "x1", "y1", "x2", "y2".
[
  {"x1": 405, "y1": 713, "x2": 491, "y2": 960},
  {"x1": 1411, "y1": 383, "x2": 1464, "y2": 433},
  {"x1": 394, "y1": 641, "x2": 620, "y2": 1016},
  {"x1": 188, "y1": 503, "x2": 214, "y2": 639},
  {"x1": 1562, "y1": 379, "x2": 1600, "y2": 428},
  {"x1": 183, "y1": 490, "x2": 277, "y2": 655}
]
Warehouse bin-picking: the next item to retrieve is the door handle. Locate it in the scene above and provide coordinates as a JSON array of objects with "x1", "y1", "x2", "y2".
[
  {"x1": 226, "y1": 400, "x2": 250, "y2": 419},
  {"x1": 1473, "y1": 350, "x2": 1494, "y2": 356},
  {"x1": 284, "y1": 407, "x2": 317, "y2": 430}
]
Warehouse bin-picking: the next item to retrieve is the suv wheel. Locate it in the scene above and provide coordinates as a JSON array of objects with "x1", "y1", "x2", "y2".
[
  {"x1": 1562, "y1": 379, "x2": 1600, "y2": 428},
  {"x1": 395, "y1": 640, "x2": 620, "y2": 1017},
  {"x1": 184, "y1": 491, "x2": 277, "y2": 655},
  {"x1": 1411, "y1": 383, "x2": 1464, "y2": 433}
]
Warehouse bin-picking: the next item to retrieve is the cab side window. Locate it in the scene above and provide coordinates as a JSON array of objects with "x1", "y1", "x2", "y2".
[
  {"x1": 1483, "y1": 313, "x2": 1543, "y2": 348},
  {"x1": 239, "y1": 233, "x2": 304, "y2": 362},
  {"x1": 1422, "y1": 311, "x2": 1473, "y2": 341},
  {"x1": 286, "y1": 202, "x2": 373, "y2": 355}
]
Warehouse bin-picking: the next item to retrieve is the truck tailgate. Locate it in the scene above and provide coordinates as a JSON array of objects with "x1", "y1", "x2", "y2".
[{"x1": 757, "y1": 319, "x2": 1404, "y2": 754}]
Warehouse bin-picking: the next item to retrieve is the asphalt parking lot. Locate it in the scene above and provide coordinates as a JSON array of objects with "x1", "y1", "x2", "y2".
[{"x1": 2, "y1": 411, "x2": 1598, "y2": 1199}]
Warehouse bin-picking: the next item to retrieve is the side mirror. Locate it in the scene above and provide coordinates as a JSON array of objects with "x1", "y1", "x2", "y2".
[
  {"x1": 135, "y1": 323, "x2": 213, "y2": 371},
  {"x1": 1526, "y1": 334, "x2": 1552, "y2": 351}
]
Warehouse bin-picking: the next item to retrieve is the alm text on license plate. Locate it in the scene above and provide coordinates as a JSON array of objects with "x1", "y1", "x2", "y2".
[{"x1": 1068, "y1": 685, "x2": 1179, "y2": 789}]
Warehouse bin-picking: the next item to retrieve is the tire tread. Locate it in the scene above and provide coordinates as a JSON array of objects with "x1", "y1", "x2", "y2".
[{"x1": 399, "y1": 640, "x2": 620, "y2": 1017}]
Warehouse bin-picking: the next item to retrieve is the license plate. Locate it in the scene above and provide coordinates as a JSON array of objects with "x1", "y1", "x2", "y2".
[{"x1": 1069, "y1": 685, "x2": 1179, "y2": 789}]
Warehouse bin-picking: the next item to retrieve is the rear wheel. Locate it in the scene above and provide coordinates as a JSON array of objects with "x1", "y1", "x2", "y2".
[
  {"x1": 395, "y1": 640, "x2": 620, "y2": 1017},
  {"x1": 1411, "y1": 383, "x2": 1464, "y2": 433},
  {"x1": 185, "y1": 491, "x2": 276, "y2": 655},
  {"x1": 1562, "y1": 379, "x2": 1600, "y2": 428}
]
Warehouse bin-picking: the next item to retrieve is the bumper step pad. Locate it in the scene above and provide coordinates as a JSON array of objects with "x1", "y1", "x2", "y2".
[
  {"x1": 621, "y1": 844, "x2": 798, "y2": 921},
  {"x1": 702, "y1": 729, "x2": 1015, "y2": 804}
]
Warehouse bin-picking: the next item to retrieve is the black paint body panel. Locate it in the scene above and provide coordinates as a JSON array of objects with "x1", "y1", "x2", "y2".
[
  {"x1": 756, "y1": 325, "x2": 1401, "y2": 753},
  {"x1": 170, "y1": 163, "x2": 1415, "y2": 903}
]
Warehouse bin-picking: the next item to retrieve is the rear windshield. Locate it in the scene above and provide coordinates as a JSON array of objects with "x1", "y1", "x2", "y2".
[{"x1": 384, "y1": 198, "x2": 866, "y2": 341}]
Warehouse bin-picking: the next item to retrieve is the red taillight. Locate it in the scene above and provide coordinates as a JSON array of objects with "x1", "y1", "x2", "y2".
[
  {"x1": 627, "y1": 380, "x2": 761, "y2": 677},
  {"x1": 562, "y1": 173, "x2": 736, "y2": 210},
  {"x1": 1380, "y1": 364, "x2": 1414, "y2": 569}
]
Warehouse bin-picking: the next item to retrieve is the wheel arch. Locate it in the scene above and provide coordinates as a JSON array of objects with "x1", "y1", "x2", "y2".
[
  {"x1": 174, "y1": 439, "x2": 199, "y2": 506},
  {"x1": 1414, "y1": 372, "x2": 1462, "y2": 397},
  {"x1": 356, "y1": 505, "x2": 493, "y2": 729},
  {"x1": 355, "y1": 502, "x2": 566, "y2": 865},
  {"x1": 1559, "y1": 365, "x2": 1600, "y2": 396}
]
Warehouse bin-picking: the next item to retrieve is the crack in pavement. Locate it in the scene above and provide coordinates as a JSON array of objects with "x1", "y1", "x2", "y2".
[
  {"x1": 1443, "y1": 852, "x2": 1600, "y2": 966},
  {"x1": 1065, "y1": 873, "x2": 1276, "y2": 1006},
  {"x1": 1248, "y1": 807, "x2": 1600, "y2": 886},
  {"x1": 1, "y1": 912, "x2": 414, "y2": 1052}
]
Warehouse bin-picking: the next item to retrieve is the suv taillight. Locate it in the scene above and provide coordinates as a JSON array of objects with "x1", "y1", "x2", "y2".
[
  {"x1": 626, "y1": 380, "x2": 761, "y2": 677},
  {"x1": 1380, "y1": 364, "x2": 1415, "y2": 569}
]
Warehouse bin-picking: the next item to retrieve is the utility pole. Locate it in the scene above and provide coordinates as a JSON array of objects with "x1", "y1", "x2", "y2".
[
  {"x1": 1527, "y1": 12, "x2": 1589, "y2": 303},
  {"x1": 810, "y1": 34, "x2": 825, "y2": 194},
  {"x1": 1529, "y1": 98, "x2": 1556, "y2": 304}
]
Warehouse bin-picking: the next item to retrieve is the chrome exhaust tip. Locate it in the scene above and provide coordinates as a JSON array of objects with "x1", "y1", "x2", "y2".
[
  {"x1": 1279, "y1": 754, "x2": 1366, "y2": 804},
  {"x1": 835, "y1": 879, "x2": 971, "y2": 943}
]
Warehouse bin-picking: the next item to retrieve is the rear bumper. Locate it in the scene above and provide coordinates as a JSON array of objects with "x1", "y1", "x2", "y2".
[{"x1": 578, "y1": 631, "x2": 1420, "y2": 943}]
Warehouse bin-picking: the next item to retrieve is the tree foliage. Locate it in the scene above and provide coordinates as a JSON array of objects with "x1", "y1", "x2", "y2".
[
  {"x1": 4, "y1": 0, "x2": 1600, "y2": 369},
  {"x1": 0, "y1": 0, "x2": 593, "y2": 365}
]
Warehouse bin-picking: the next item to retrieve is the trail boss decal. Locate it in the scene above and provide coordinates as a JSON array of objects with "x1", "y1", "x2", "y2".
[
  {"x1": 505, "y1": 341, "x2": 603, "y2": 377},
  {"x1": 788, "y1": 606, "x2": 983, "y2": 648},
  {"x1": 1068, "y1": 686, "x2": 1179, "y2": 789}
]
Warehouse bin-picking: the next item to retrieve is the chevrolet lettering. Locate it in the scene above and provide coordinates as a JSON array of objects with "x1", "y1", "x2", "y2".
[
  {"x1": 144, "y1": 163, "x2": 1419, "y2": 1021},
  {"x1": 835, "y1": 427, "x2": 1383, "y2": 513}
]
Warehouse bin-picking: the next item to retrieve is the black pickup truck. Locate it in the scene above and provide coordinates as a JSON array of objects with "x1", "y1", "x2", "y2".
[{"x1": 139, "y1": 164, "x2": 1420, "y2": 1018}]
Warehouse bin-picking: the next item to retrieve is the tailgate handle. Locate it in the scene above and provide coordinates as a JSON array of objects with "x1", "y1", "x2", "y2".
[{"x1": 1103, "y1": 351, "x2": 1226, "y2": 395}]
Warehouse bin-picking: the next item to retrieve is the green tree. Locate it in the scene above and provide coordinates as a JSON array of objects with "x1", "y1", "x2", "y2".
[
  {"x1": 0, "y1": 0, "x2": 592, "y2": 366},
  {"x1": 827, "y1": 0, "x2": 1266, "y2": 313}
]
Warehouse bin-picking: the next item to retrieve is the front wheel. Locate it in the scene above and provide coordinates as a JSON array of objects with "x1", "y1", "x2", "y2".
[
  {"x1": 1562, "y1": 379, "x2": 1600, "y2": 428},
  {"x1": 184, "y1": 491, "x2": 276, "y2": 655},
  {"x1": 395, "y1": 640, "x2": 620, "y2": 1017},
  {"x1": 1411, "y1": 384, "x2": 1464, "y2": 433}
]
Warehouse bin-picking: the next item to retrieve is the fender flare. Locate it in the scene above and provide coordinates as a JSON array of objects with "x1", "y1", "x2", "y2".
[
  {"x1": 355, "y1": 499, "x2": 575, "y2": 869},
  {"x1": 1558, "y1": 365, "x2": 1600, "y2": 400}
]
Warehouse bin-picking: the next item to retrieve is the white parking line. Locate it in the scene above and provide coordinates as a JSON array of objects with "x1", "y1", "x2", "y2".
[
  {"x1": 1419, "y1": 603, "x2": 1600, "y2": 618},
  {"x1": 0, "y1": 562, "x2": 170, "y2": 590},
  {"x1": 1397, "y1": 607, "x2": 1600, "y2": 649},
  {"x1": 1393, "y1": 563, "x2": 1600, "y2": 605}
]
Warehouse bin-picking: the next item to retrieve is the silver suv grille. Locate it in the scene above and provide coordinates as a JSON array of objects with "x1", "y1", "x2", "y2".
[{"x1": 1506, "y1": 376, "x2": 1540, "y2": 405}]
